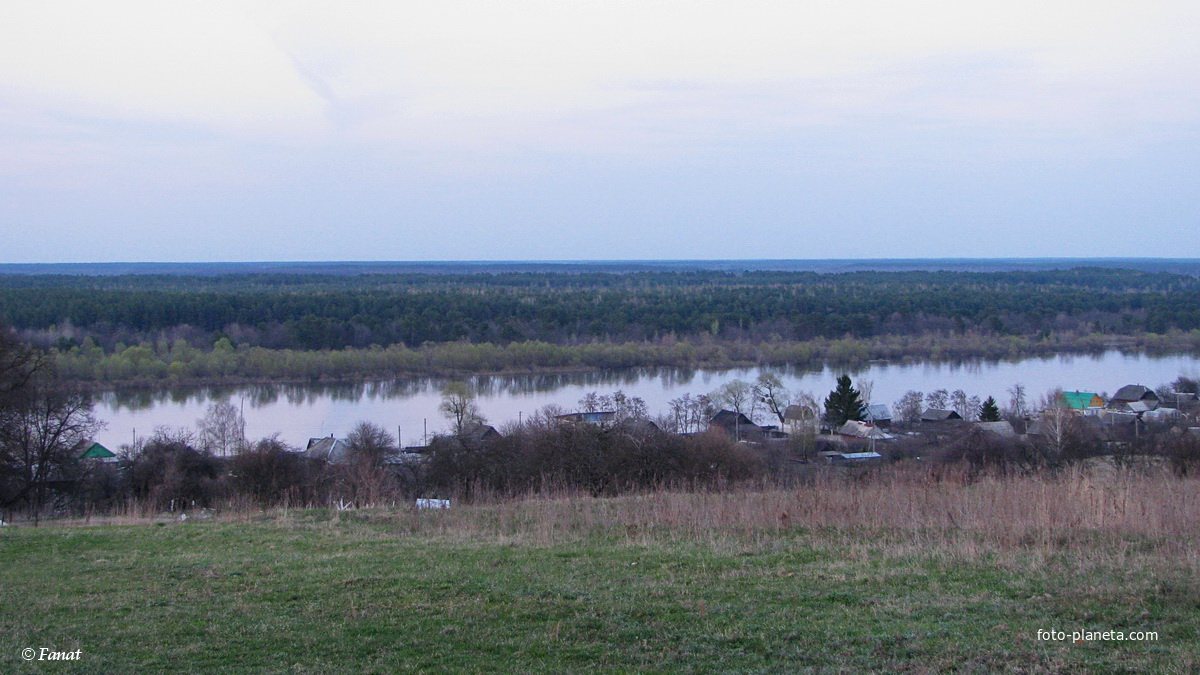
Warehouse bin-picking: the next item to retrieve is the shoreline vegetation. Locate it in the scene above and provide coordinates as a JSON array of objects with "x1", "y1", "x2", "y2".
[
  {"x1": 2, "y1": 267, "x2": 1199, "y2": 387},
  {"x1": 48, "y1": 329, "x2": 1200, "y2": 387}
]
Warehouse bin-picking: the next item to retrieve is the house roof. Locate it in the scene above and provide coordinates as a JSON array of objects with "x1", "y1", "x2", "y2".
[
  {"x1": 1061, "y1": 391, "x2": 1103, "y2": 410},
  {"x1": 710, "y1": 410, "x2": 760, "y2": 431},
  {"x1": 840, "y1": 451, "x2": 883, "y2": 460},
  {"x1": 555, "y1": 411, "x2": 616, "y2": 424},
  {"x1": 825, "y1": 451, "x2": 883, "y2": 462},
  {"x1": 921, "y1": 408, "x2": 962, "y2": 422},
  {"x1": 305, "y1": 437, "x2": 352, "y2": 463},
  {"x1": 458, "y1": 422, "x2": 501, "y2": 443},
  {"x1": 1144, "y1": 407, "x2": 1181, "y2": 419},
  {"x1": 79, "y1": 442, "x2": 116, "y2": 460},
  {"x1": 866, "y1": 403, "x2": 891, "y2": 421},
  {"x1": 975, "y1": 421, "x2": 1016, "y2": 438},
  {"x1": 783, "y1": 405, "x2": 816, "y2": 421},
  {"x1": 613, "y1": 418, "x2": 661, "y2": 434},
  {"x1": 838, "y1": 420, "x2": 893, "y2": 440},
  {"x1": 1111, "y1": 385, "x2": 1158, "y2": 403}
]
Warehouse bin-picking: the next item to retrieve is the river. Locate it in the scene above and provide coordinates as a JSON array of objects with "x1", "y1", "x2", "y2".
[{"x1": 92, "y1": 350, "x2": 1200, "y2": 451}]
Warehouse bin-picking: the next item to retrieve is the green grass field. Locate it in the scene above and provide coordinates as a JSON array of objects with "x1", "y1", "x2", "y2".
[{"x1": 3, "y1": 479, "x2": 1198, "y2": 672}]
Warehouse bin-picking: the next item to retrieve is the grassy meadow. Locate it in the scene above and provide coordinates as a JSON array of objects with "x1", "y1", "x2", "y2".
[{"x1": 3, "y1": 467, "x2": 1198, "y2": 672}]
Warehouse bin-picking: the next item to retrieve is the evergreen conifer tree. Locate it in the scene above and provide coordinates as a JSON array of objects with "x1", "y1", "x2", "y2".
[
  {"x1": 823, "y1": 374, "x2": 867, "y2": 427},
  {"x1": 979, "y1": 396, "x2": 1002, "y2": 422}
]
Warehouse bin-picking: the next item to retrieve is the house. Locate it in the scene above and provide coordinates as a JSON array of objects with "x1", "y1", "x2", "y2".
[
  {"x1": 783, "y1": 405, "x2": 819, "y2": 436},
  {"x1": 390, "y1": 446, "x2": 430, "y2": 465},
  {"x1": 555, "y1": 411, "x2": 617, "y2": 426},
  {"x1": 1160, "y1": 392, "x2": 1199, "y2": 410},
  {"x1": 921, "y1": 408, "x2": 963, "y2": 423},
  {"x1": 837, "y1": 420, "x2": 893, "y2": 441},
  {"x1": 1143, "y1": 407, "x2": 1182, "y2": 423},
  {"x1": 865, "y1": 403, "x2": 892, "y2": 428},
  {"x1": 1107, "y1": 385, "x2": 1159, "y2": 412},
  {"x1": 974, "y1": 421, "x2": 1017, "y2": 438},
  {"x1": 1060, "y1": 391, "x2": 1105, "y2": 414},
  {"x1": 709, "y1": 409, "x2": 762, "y2": 440},
  {"x1": 304, "y1": 436, "x2": 352, "y2": 463},
  {"x1": 457, "y1": 422, "x2": 501, "y2": 445},
  {"x1": 79, "y1": 441, "x2": 118, "y2": 463}
]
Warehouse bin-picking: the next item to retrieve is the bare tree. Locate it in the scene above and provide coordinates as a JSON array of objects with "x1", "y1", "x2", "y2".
[
  {"x1": 754, "y1": 373, "x2": 792, "y2": 426},
  {"x1": 894, "y1": 390, "x2": 925, "y2": 423},
  {"x1": 925, "y1": 389, "x2": 949, "y2": 410},
  {"x1": 665, "y1": 393, "x2": 713, "y2": 434},
  {"x1": 857, "y1": 379, "x2": 874, "y2": 407},
  {"x1": 578, "y1": 392, "x2": 603, "y2": 413},
  {"x1": 0, "y1": 381, "x2": 102, "y2": 512},
  {"x1": 0, "y1": 322, "x2": 47, "y2": 403},
  {"x1": 345, "y1": 421, "x2": 398, "y2": 466},
  {"x1": 711, "y1": 379, "x2": 758, "y2": 420},
  {"x1": 950, "y1": 390, "x2": 974, "y2": 421},
  {"x1": 439, "y1": 382, "x2": 485, "y2": 435},
  {"x1": 196, "y1": 400, "x2": 246, "y2": 457},
  {"x1": 1006, "y1": 383, "x2": 1028, "y2": 420},
  {"x1": 1033, "y1": 406, "x2": 1082, "y2": 465}
]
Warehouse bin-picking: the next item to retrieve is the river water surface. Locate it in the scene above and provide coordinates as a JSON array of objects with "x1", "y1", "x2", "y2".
[{"x1": 93, "y1": 350, "x2": 1200, "y2": 451}]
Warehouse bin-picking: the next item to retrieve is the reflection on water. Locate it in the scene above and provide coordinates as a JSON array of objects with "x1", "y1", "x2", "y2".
[
  {"x1": 99, "y1": 353, "x2": 1190, "y2": 413},
  {"x1": 102, "y1": 367, "x2": 725, "y2": 411}
]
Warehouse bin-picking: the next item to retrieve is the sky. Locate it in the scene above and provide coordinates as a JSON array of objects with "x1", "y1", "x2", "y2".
[{"x1": 1, "y1": 0, "x2": 1198, "y2": 263}]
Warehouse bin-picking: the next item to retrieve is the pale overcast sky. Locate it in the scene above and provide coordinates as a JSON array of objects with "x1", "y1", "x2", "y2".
[{"x1": 1, "y1": 1, "x2": 1198, "y2": 262}]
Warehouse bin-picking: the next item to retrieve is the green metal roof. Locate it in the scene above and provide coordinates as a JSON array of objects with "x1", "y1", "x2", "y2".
[
  {"x1": 1060, "y1": 391, "x2": 1102, "y2": 410},
  {"x1": 80, "y1": 442, "x2": 116, "y2": 459}
]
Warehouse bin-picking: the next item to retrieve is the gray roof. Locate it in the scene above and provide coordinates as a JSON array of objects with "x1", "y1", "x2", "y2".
[
  {"x1": 1111, "y1": 385, "x2": 1158, "y2": 403},
  {"x1": 305, "y1": 437, "x2": 352, "y2": 463},
  {"x1": 555, "y1": 411, "x2": 617, "y2": 424},
  {"x1": 458, "y1": 422, "x2": 501, "y2": 444},
  {"x1": 710, "y1": 410, "x2": 760, "y2": 431},
  {"x1": 921, "y1": 408, "x2": 962, "y2": 422},
  {"x1": 975, "y1": 421, "x2": 1016, "y2": 438},
  {"x1": 866, "y1": 403, "x2": 891, "y2": 421},
  {"x1": 838, "y1": 420, "x2": 893, "y2": 440},
  {"x1": 783, "y1": 405, "x2": 816, "y2": 421}
]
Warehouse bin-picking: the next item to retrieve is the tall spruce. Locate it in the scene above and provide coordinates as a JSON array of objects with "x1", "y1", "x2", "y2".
[
  {"x1": 823, "y1": 374, "x2": 867, "y2": 427},
  {"x1": 979, "y1": 396, "x2": 1002, "y2": 422}
]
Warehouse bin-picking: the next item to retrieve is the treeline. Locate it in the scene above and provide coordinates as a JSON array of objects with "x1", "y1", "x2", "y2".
[
  {"x1": 47, "y1": 330, "x2": 1200, "y2": 384},
  {"x1": 7, "y1": 418, "x2": 768, "y2": 517},
  {"x1": 5, "y1": 268, "x2": 1200, "y2": 354}
]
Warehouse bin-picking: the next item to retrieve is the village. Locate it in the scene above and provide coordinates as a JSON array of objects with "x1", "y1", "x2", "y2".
[{"x1": 70, "y1": 375, "x2": 1200, "y2": 504}]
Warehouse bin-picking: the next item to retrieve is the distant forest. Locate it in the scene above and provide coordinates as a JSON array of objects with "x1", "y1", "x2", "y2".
[{"x1": 2, "y1": 268, "x2": 1199, "y2": 382}]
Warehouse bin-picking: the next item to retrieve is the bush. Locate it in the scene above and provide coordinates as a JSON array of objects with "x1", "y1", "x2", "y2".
[
  {"x1": 126, "y1": 432, "x2": 224, "y2": 509},
  {"x1": 228, "y1": 436, "x2": 311, "y2": 506}
]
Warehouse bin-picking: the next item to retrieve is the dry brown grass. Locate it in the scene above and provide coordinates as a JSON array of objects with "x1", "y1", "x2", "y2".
[
  {"x1": 232, "y1": 462, "x2": 1194, "y2": 573},
  {"x1": 36, "y1": 462, "x2": 1200, "y2": 572}
]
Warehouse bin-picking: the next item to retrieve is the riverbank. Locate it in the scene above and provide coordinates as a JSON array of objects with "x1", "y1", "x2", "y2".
[{"x1": 52, "y1": 329, "x2": 1200, "y2": 389}]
